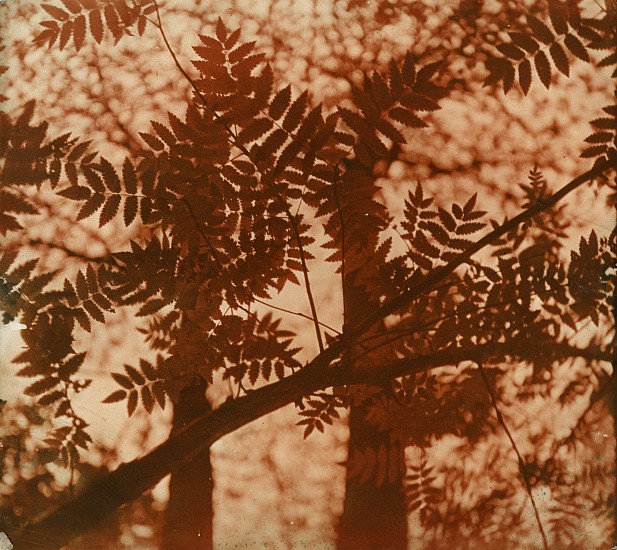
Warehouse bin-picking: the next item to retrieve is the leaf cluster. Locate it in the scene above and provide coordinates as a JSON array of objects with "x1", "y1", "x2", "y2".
[{"x1": 485, "y1": 0, "x2": 617, "y2": 98}]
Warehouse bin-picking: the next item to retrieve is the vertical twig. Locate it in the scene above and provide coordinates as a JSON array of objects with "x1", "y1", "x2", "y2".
[
  {"x1": 332, "y1": 174, "x2": 347, "y2": 330},
  {"x1": 477, "y1": 362, "x2": 549, "y2": 550},
  {"x1": 284, "y1": 206, "x2": 324, "y2": 352},
  {"x1": 151, "y1": 0, "x2": 208, "y2": 108}
]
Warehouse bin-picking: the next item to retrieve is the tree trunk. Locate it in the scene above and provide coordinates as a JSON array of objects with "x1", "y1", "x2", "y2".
[
  {"x1": 611, "y1": 290, "x2": 617, "y2": 546},
  {"x1": 337, "y1": 403, "x2": 408, "y2": 549},
  {"x1": 162, "y1": 378, "x2": 213, "y2": 550},
  {"x1": 610, "y1": 374, "x2": 617, "y2": 547},
  {"x1": 337, "y1": 275, "x2": 408, "y2": 549}
]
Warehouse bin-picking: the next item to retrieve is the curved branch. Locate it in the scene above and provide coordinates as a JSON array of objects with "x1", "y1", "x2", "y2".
[{"x1": 9, "y1": 338, "x2": 611, "y2": 549}]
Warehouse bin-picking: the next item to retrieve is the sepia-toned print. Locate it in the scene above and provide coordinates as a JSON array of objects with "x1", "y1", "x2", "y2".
[{"x1": 0, "y1": 1, "x2": 615, "y2": 548}]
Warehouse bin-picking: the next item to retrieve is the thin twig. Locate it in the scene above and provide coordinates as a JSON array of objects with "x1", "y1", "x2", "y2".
[
  {"x1": 476, "y1": 362, "x2": 549, "y2": 550},
  {"x1": 152, "y1": 0, "x2": 208, "y2": 108},
  {"x1": 24, "y1": 238, "x2": 120, "y2": 267},
  {"x1": 251, "y1": 296, "x2": 341, "y2": 335},
  {"x1": 284, "y1": 206, "x2": 324, "y2": 352},
  {"x1": 180, "y1": 198, "x2": 224, "y2": 274},
  {"x1": 332, "y1": 172, "x2": 347, "y2": 329}
]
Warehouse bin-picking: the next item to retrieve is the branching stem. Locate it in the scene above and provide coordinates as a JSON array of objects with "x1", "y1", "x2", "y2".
[{"x1": 347, "y1": 158, "x2": 615, "y2": 345}]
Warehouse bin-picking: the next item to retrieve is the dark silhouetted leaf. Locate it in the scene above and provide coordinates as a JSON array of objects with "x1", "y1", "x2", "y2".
[
  {"x1": 77, "y1": 193, "x2": 105, "y2": 221},
  {"x1": 112, "y1": 372, "x2": 134, "y2": 390},
  {"x1": 564, "y1": 33, "x2": 589, "y2": 62},
  {"x1": 99, "y1": 194, "x2": 121, "y2": 227},
  {"x1": 125, "y1": 364, "x2": 145, "y2": 385},
  {"x1": 548, "y1": 2, "x2": 568, "y2": 35},
  {"x1": 104, "y1": 4, "x2": 121, "y2": 40},
  {"x1": 283, "y1": 91, "x2": 308, "y2": 132},
  {"x1": 88, "y1": 8, "x2": 104, "y2": 43},
  {"x1": 402, "y1": 52, "x2": 415, "y2": 85},
  {"x1": 99, "y1": 158, "x2": 121, "y2": 192},
  {"x1": 269, "y1": 85, "x2": 292, "y2": 120},
  {"x1": 73, "y1": 14, "x2": 86, "y2": 51},
  {"x1": 237, "y1": 117, "x2": 274, "y2": 145},
  {"x1": 25, "y1": 377, "x2": 58, "y2": 396},
  {"x1": 389, "y1": 59, "x2": 404, "y2": 99},
  {"x1": 508, "y1": 32, "x2": 539, "y2": 53},
  {"x1": 103, "y1": 389, "x2": 126, "y2": 403},
  {"x1": 42, "y1": 3, "x2": 70, "y2": 21},
  {"x1": 122, "y1": 158, "x2": 137, "y2": 193},
  {"x1": 534, "y1": 50, "x2": 551, "y2": 89},
  {"x1": 527, "y1": 15, "x2": 554, "y2": 44},
  {"x1": 58, "y1": 185, "x2": 91, "y2": 201},
  {"x1": 216, "y1": 17, "x2": 227, "y2": 42},
  {"x1": 497, "y1": 43, "x2": 525, "y2": 60},
  {"x1": 123, "y1": 196, "x2": 138, "y2": 226},
  {"x1": 127, "y1": 390, "x2": 138, "y2": 416},
  {"x1": 228, "y1": 41, "x2": 256, "y2": 66},
  {"x1": 83, "y1": 299, "x2": 105, "y2": 323},
  {"x1": 141, "y1": 386, "x2": 154, "y2": 413},
  {"x1": 140, "y1": 131, "x2": 165, "y2": 151},
  {"x1": 389, "y1": 107, "x2": 427, "y2": 128},
  {"x1": 549, "y1": 42, "x2": 570, "y2": 76}
]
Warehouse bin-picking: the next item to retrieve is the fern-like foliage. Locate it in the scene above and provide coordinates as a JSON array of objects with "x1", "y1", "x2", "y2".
[
  {"x1": 484, "y1": 0, "x2": 617, "y2": 94},
  {"x1": 34, "y1": 0, "x2": 156, "y2": 50},
  {"x1": 0, "y1": 8, "x2": 614, "y2": 537},
  {"x1": 582, "y1": 93, "x2": 617, "y2": 161},
  {"x1": 406, "y1": 453, "x2": 439, "y2": 519}
]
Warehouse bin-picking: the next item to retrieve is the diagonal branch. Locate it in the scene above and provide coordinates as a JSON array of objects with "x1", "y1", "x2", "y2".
[
  {"x1": 284, "y1": 205, "x2": 324, "y2": 352},
  {"x1": 477, "y1": 361, "x2": 549, "y2": 550},
  {"x1": 9, "y1": 338, "x2": 611, "y2": 549},
  {"x1": 346, "y1": 157, "x2": 615, "y2": 344}
]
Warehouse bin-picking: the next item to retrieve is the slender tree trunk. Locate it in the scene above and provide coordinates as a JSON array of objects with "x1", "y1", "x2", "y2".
[
  {"x1": 337, "y1": 276, "x2": 408, "y2": 549},
  {"x1": 611, "y1": 291, "x2": 617, "y2": 545},
  {"x1": 610, "y1": 372, "x2": 617, "y2": 546},
  {"x1": 162, "y1": 378, "x2": 213, "y2": 550}
]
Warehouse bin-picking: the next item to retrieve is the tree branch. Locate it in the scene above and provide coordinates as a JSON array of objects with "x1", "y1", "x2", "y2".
[
  {"x1": 346, "y1": 157, "x2": 615, "y2": 344},
  {"x1": 8, "y1": 338, "x2": 611, "y2": 549}
]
